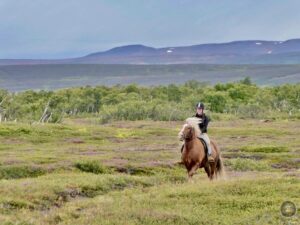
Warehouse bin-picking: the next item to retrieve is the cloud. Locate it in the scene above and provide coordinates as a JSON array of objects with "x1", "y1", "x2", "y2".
[{"x1": 0, "y1": 0, "x2": 300, "y2": 58}]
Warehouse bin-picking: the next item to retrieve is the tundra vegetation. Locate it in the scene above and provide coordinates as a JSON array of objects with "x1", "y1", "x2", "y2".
[
  {"x1": 0, "y1": 78, "x2": 299, "y2": 123},
  {"x1": 0, "y1": 79, "x2": 299, "y2": 224}
]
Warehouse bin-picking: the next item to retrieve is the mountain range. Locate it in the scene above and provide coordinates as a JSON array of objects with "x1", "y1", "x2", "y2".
[{"x1": 2, "y1": 39, "x2": 300, "y2": 65}]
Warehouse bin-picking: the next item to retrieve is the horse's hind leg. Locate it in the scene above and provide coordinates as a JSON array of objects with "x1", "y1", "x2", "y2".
[
  {"x1": 209, "y1": 162, "x2": 216, "y2": 180},
  {"x1": 204, "y1": 165, "x2": 211, "y2": 178}
]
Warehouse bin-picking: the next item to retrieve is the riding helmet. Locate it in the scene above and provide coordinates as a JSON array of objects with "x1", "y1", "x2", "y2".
[{"x1": 196, "y1": 102, "x2": 205, "y2": 109}]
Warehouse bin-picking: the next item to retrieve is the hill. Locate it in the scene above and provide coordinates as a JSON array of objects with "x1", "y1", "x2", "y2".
[
  {"x1": 2, "y1": 39, "x2": 300, "y2": 65},
  {"x1": 80, "y1": 39, "x2": 300, "y2": 64}
]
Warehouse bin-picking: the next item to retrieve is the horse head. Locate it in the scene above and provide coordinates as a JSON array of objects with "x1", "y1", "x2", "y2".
[
  {"x1": 178, "y1": 117, "x2": 202, "y2": 141},
  {"x1": 178, "y1": 123, "x2": 195, "y2": 141}
]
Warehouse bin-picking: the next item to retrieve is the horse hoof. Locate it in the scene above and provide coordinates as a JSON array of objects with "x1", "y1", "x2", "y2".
[{"x1": 188, "y1": 178, "x2": 194, "y2": 183}]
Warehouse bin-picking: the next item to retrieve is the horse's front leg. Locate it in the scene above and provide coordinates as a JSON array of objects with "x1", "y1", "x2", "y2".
[{"x1": 188, "y1": 163, "x2": 199, "y2": 182}]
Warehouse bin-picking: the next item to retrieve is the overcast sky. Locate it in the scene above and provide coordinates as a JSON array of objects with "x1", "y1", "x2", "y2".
[{"x1": 1, "y1": 0, "x2": 300, "y2": 59}]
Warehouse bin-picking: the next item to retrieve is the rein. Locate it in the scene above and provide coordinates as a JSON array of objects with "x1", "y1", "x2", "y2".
[{"x1": 183, "y1": 136, "x2": 194, "y2": 142}]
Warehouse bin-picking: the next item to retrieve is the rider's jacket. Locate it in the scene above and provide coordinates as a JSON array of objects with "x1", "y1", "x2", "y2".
[{"x1": 195, "y1": 113, "x2": 210, "y2": 133}]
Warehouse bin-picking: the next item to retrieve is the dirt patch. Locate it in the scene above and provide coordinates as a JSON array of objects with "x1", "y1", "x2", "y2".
[
  {"x1": 120, "y1": 144, "x2": 179, "y2": 152},
  {"x1": 102, "y1": 158, "x2": 129, "y2": 168},
  {"x1": 78, "y1": 151, "x2": 104, "y2": 156},
  {"x1": 271, "y1": 160, "x2": 300, "y2": 170},
  {"x1": 238, "y1": 155, "x2": 265, "y2": 160},
  {"x1": 114, "y1": 166, "x2": 155, "y2": 175},
  {"x1": 141, "y1": 160, "x2": 176, "y2": 168},
  {"x1": 106, "y1": 137, "x2": 127, "y2": 143},
  {"x1": 2, "y1": 159, "x2": 25, "y2": 165},
  {"x1": 285, "y1": 171, "x2": 300, "y2": 178},
  {"x1": 3, "y1": 138, "x2": 25, "y2": 144},
  {"x1": 229, "y1": 136, "x2": 248, "y2": 139},
  {"x1": 65, "y1": 138, "x2": 85, "y2": 144},
  {"x1": 54, "y1": 188, "x2": 81, "y2": 207}
]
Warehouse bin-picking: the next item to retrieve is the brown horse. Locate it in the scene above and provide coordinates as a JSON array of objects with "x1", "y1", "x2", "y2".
[{"x1": 178, "y1": 119, "x2": 224, "y2": 181}]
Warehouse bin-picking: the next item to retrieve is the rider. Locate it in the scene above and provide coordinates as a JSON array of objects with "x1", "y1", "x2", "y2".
[{"x1": 195, "y1": 102, "x2": 214, "y2": 163}]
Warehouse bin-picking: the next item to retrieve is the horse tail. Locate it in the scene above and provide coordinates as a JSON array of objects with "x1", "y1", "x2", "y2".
[
  {"x1": 210, "y1": 141, "x2": 226, "y2": 178},
  {"x1": 211, "y1": 140, "x2": 226, "y2": 179},
  {"x1": 216, "y1": 156, "x2": 225, "y2": 178}
]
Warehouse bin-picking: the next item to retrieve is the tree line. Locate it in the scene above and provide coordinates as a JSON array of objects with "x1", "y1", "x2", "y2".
[{"x1": 0, "y1": 78, "x2": 299, "y2": 123}]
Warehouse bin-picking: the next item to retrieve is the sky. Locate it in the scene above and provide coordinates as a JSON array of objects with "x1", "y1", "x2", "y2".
[{"x1": 1, "y1": 0, "x2": 300, "y2": 59}]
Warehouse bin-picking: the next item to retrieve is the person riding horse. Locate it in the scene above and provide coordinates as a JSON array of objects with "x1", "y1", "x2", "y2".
[
  {"x1": 180, "y1": 102, "x2": 214, "y2": 163},
  {"x1": 195, "y1": 102, "x2": 214, "y2": 163},
  {"x1": 179, "y1": 104, "x2": 224, "y2": 180}
]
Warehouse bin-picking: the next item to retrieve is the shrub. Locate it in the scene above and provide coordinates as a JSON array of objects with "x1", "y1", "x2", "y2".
[
  {"x1": 1, "y1": 82, "x2": 300, "y2": 122},
  {"x1": 0, "y1": 165, "x2": 46, "y2": 179},
  {"x1": 74, "y1": 161, "x2": 111, "y2": 174}
]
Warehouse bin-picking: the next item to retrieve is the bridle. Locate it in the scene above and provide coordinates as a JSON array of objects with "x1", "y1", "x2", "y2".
[{"x1": 183, "y1": 126, "x2": 194, "y2": 141}]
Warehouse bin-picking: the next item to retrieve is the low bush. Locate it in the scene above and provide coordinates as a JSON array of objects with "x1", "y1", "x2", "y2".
[
  {"x1": 74, "y1": 161, "x2": 111, "y2": 174},
  {"x1": 0, "y1": 165, "x2": 46, "y2": 179}
]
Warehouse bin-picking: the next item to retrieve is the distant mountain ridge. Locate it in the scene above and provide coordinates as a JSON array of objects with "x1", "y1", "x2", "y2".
[{"x1": 2, "y1": 39, "x2": 300, "y2": 65}]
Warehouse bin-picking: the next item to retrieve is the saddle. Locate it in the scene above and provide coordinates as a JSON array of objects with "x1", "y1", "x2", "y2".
[
  {"x1": 197, "y1": 137, "x2": 208, "y2": 156},
  {"x1": 180, "y1": 137, "x2": 209, "y2": 157}
]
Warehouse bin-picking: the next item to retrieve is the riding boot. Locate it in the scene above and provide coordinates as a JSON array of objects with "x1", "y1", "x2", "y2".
[{"x1": 208, "y1": 154, "x2": 214, "y2": 163}]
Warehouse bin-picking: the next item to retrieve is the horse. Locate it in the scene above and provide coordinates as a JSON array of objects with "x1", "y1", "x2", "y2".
[{"x1": 178, "y1": 118, "x2": 224, "y2": 181}]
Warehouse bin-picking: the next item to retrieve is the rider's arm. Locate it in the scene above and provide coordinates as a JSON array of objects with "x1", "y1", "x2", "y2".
[
  {"x1": 200, "y1": 115, "x2": 210, "y2": 133},
  {"x1": 205, "y1": 115, "x2": 211, "y2": 125}
]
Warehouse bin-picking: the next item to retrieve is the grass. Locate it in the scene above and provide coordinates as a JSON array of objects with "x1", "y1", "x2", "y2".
[
  {"x1": 2, "y1": 174, "x2": 296, "y2": 225},
  {"x1": 0, "y1": 119, "x2": 299, "y2": 224},
  {"x1": 225, "y1": 158, "x2": 270, "y2": 171}
]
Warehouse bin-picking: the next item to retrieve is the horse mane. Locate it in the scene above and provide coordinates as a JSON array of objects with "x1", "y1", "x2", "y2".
[{"x1": 185, "y1": 117, "x2": 202, "y2": 137}]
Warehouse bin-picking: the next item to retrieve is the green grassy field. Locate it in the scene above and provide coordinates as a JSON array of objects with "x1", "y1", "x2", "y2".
[{"x1": 0, "y1": 119, "x2": 299, "y2": 224}]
